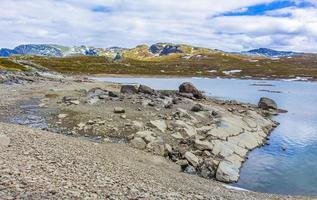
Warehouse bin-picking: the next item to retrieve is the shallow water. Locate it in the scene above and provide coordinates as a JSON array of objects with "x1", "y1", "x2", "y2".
[{"x1": 94, "y1": 76, "x2": 317, "y2": 196}]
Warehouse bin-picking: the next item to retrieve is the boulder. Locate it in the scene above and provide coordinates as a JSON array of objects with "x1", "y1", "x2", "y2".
[
  {"x1": 0, "y1": 134, "x2": 10, "y2": 147},
  {"x1": 179, "y1": 82, "x2": 203, "y2": 99},
  {"x1": 138, "y1": 85, "x2": 155, "y2": 95},
  {"x1": 216, "y1": 160, "x2": 240, "y2": 183},
  {"x1": 130, "y1": 137, "x2": 147, "y2": 150},
  {"x1": 258, "y1": 97, "x2": 277, "y2": 110},
  {"x1": 120, "y1": 85, "x2": 138, "y2": 94},
  {"x1": 184, "y1": 151, "x2": 200, "y2": 167}
]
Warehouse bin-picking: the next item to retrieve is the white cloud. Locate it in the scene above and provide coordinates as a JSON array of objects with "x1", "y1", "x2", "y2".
[{"x1": 0, "y1": 0, "x2": 316, "y2": 52}]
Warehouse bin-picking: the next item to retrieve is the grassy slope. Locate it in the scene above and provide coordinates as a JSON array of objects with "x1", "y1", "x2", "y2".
[
  {"x1": 12, "y1": 51, "x2": 317, "y2": 78},
  {"x1": 0, "y1": 58, "x2": 27, "y2": 71}
]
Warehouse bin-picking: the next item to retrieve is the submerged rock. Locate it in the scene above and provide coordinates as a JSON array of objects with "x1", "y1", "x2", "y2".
[{"x1": 258, "y1": 97, "x2": 277, "y2": 110}]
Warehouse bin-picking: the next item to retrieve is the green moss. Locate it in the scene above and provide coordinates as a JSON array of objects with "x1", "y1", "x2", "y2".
[
  {"x1": 16, "y1": 53, "x2": 317, "y2": 78},
  {"x1": 0, "y1": 58, "x2": 28, "y2": 71}
]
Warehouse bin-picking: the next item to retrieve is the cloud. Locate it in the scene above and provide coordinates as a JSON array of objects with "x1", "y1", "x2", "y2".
[{"x1": 0, "y1": 0, "x2": 316, "y2": 52}]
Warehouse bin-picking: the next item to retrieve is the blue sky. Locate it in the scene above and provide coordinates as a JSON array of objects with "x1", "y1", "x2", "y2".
[{"x1": 0, "y1": 0, "x2": 317, "y2": 52}]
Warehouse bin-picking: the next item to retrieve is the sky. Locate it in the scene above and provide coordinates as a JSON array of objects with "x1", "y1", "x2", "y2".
[{"x1": 0, "y1": 0, "x2": 317, "y2": 52}]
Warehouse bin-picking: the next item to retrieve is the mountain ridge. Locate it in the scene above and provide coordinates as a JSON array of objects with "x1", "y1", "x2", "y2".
[{"x1": 0, "y1": 43, "x2": 306, "y2": 59}]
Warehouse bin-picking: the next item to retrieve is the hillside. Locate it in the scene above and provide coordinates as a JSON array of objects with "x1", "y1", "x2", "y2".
[{"x1": 1, "y1": 43, "x2": 316, "y2": 79}]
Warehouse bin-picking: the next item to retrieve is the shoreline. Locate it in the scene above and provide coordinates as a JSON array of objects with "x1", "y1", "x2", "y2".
[
  {"x1": 92, "y1": 73, "x2": 317, "y2": 83},
  {"x1": 0, "y1": 70, "x2": 308, "y2": 198}
]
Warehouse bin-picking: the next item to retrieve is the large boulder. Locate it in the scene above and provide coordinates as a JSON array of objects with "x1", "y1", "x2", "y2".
[
  {"x1": 258, "y1": 97, "x2": 277, "y2": 110},
  {"x1": 138, "y1": 85, "x2": 155, "y2": 95},
  {"x1": 179, "y1": 82, "x2": 203, "y2": 99},
  {"x1": 120, "y1": 85, "x2": 138, "y2": 94},
  {"x1": 216, "y1": 160, "x2": 240, "y2": 183}
]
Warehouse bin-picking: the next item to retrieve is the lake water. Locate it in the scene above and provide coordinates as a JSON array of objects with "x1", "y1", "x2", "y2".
[{"x1": 93, "y1": 76, "x2": 317, "y2": 196}]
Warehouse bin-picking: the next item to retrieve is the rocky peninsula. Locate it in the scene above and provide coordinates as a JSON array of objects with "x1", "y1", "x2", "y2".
[{"x1": 0, "y1": 70, "x2": 303, "y2": 199}]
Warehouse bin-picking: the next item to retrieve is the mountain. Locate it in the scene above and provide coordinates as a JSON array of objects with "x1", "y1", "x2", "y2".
[
  {"x1": 242, "y1": 48, "x2": 302, "y2": 58},
  {"x1": 0, "y1": 43, "x2": 306, "y2": 60},
  {"x1": 0, "y1": 44, "x2": 111, "y2": 57},
  {"x1": 0, "y1": 48, "x2": 18, "y2": 57}
]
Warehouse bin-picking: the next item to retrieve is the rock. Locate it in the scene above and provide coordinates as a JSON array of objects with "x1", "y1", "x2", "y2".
[
  {"x1": 176, "y1": 159, "x2": 189, "y2": 166},
  {"x1": 184, "y1": 152, "x2": 200, "y2": 167},
  {"x1": 194, "y1": 139, "x2": 214, "y2": 151},
  {"x1": 98, "y1": 95, "x2": 108, "y2": 99},
  {"x1": 173, "y1": 120, "x2": 197, "y2": 137},
  {"x1": 179, "y1": 82, "x2": 203, "y2": 99},
  {"x1": 69, "y1": 100, "x2": 80, "y2": 105},
  {"x1": 87, "y1": 97, "x2": 99, "y2": 105},
  {"x1": 108, "y1": 91, "x2": 119, "y2": 97},
  {"x1": 0, "y1": 134, "x2": 10, "y2": 147},
  {"x1": 191, "y1": 104, "x2": 204, "y2": 112},
  {"x1": 164, "y1": 102, "x2": 173, "y2": 109},
  {"x1": 62, "y1": 96, "x2": 78, "y2": 103},
  {"x1": 120, "y1": 85, "x2": 138, "y2": 94},
  {"x1": 165, "y1": 144, "x2": 173, "y2": 154},
  {"x1": 135, "y1": 130, "x2": 156, "y2": 139},
  {"x1": 147, "y1": 137, "x2": 165, "y2": 156},
  {"x1": 120, "y1": 114, "x2": 127, "y2": 119},
  {"x1": 171, "y1": 132, "x2": 183, "y2": 140},
  {"x1": 132, "y1": 121, "x2": 144, "y2": 130},
  {"x1": 87, "y1": 88, "x2": 107, "y2": 97},
  {"x1": 149, "y1": 120, "x2": 167, "y2": 133},
  {"x1": 58, "y1": 114, "x2": 68, "y2": 119},
  {"x1": 138, "y1": 85, "x2": 155, "y2": 95},
  {"x1": 130, "y1": 137, "x2": 147, "y2": 150},
  {"x1": 114, "y1": 107, "x2": 125, "y2": 114},
  {"x1": 216, "y1": 160, "x2": 240, "y2": 183},
  {"x1": 184, "y1": 165, "x2": 197, "y2": 174},
  {"x1": 258, "y1": 97, "x2": 277, "y2": 110},
  {"x1": 200, "y1": 167, "x2": 213, "y2": 178}
]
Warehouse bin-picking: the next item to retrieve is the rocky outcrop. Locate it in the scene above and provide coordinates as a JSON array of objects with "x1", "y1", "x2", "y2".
[
  {"x1": 258, "y1": 97, "x2": 277, "y2": 110},
  {"x1": 179, "y1": 82, "x2": 203, "y2": 99}
]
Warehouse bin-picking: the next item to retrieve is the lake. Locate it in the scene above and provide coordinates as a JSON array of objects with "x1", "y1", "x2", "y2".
[{"x1": 93, "y1": 76, "x2": 317, "y2": 196}]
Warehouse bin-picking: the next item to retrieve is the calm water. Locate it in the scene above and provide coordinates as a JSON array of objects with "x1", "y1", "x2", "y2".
[{"x1": 93, "y1": 77, "x2": 317, "y2": 196}]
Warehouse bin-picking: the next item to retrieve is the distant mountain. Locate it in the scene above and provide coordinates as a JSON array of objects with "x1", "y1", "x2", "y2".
[
  {"x1": 242, "y1": 48, "x2": 302, "y2": 58},
  {"x1": 0, "y1": 44, "x2": 110, "y2": 57},
  {"x1": 0, "y1": 48, "x2": 18, "y2": 57},
  {"x1": 0, "y1": 43, "x2": 306, "y2": 60},
  {"x1": 149, "y1": 43, "x2": 184, "y2": 56}
]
